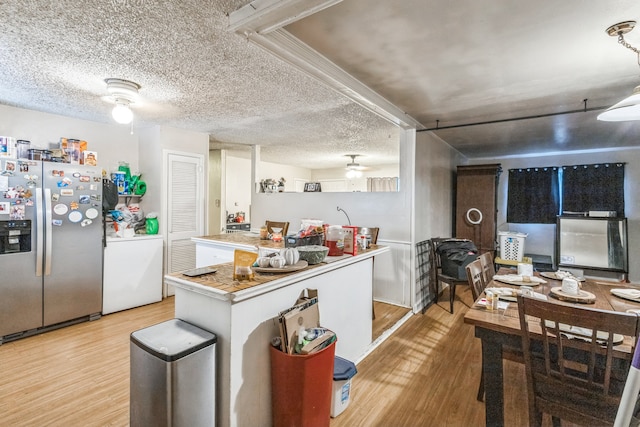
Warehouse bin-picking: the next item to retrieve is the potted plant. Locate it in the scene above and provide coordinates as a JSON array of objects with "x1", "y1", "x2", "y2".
[{"x1": 278, "y1": 177, "x2": 286, "y2": 192}]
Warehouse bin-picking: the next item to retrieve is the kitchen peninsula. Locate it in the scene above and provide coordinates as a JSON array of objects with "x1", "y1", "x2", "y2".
[{"x1": 164, "y1": 233, "x2": 390, "y2": 427}]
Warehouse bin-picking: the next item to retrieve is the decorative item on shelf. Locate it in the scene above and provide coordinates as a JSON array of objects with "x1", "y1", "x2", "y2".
[
  {"x1": 260, "y1": 178, "x2": 278, "y2": 193},
  {"x1": 303, "y1": 182, "x2": 322, "y2": 192},
  {"x1": 278, "y1": 177, "x2": 285, "y2": 192}
]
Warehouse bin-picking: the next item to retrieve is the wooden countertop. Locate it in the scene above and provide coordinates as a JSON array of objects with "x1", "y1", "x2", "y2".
[{"x1": 168, "y1": 237, "x2": 389, "y2": 302}]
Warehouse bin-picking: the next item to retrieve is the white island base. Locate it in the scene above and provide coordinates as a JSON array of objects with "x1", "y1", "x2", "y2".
[{"x1": 165, "y1": 242, "x2": 388, "y2": 427}]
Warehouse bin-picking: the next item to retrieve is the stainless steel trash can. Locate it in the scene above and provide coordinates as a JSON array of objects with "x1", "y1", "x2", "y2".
[{"x1": 130, "y1": 318, "x2": 217, "y2": 427}]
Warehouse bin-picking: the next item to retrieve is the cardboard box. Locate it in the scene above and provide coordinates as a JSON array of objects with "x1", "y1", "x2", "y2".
[
  {"x1": 441, "y1": 253, "x2": 477, "y2": 280},
  {"x1": 278, "y1": 289, "x2": 320, "y2": 354},
  {"x1": 342, "y1": 226, "x2": 358, "y2": 255}
]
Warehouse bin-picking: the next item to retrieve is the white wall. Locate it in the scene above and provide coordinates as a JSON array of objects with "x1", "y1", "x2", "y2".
[
  {"x1": 225, "y1": 155, "x2": 252, "y2": 222},
  {"x1": 0, "y1": 104, "x2": 138, "y2": 173},
  {"x1": 414, "y1": 131, "x2": 464, "y2": 242},
  {"x1": 470, "y1": 147, "x2": 640, "y2": 281},
  {"x1": 138, "y1": 125, "x2": 209, "y2": 234},
  {"x1": 311, "y1": 164, "x2": 399, "y2": 180},
  {"x1": 257, "y1": 160, "x2": 312, "y2": 193}
]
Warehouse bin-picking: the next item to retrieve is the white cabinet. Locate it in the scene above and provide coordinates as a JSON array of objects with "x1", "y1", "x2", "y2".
[{"x1": 103, "y1": 235, "x2": 163, "y2": 314}]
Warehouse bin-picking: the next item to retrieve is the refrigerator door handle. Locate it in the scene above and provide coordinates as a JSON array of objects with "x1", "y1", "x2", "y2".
[
  {"x1": 35, "y1": 187, "x2": 44, "y2": 277},
  {"x1": 44, "y1": 188, "x2": 52, "y2": 276}
]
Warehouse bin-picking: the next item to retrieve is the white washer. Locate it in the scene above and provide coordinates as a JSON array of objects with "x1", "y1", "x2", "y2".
[{"x1": 103, "y1": 234, "x2": 163, "y2": 314}]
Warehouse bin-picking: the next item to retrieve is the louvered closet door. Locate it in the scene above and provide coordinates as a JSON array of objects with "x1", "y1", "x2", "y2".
[{"x1": 166, "y1": 151, "x2": 205, "y2": 276}]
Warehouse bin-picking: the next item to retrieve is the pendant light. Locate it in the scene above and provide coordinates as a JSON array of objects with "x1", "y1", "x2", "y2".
[
  {"x1": 105, "y1": 78, "x2": 140, "y2": 125},
  {"x1": 597, "y1": 21, "x2": 640, "y2": 122}
]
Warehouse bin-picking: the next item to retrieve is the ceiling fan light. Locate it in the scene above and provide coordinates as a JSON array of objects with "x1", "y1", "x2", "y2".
[
  {"x1": 597, "y1": 87, "x2": 640, "y2": 121},
  {"x1": 346, "y1": 169, "x2": 362, "y2": 179},
  {"x1": 105, "y1": 78, "x2": 141, "y2": 102},
  {"x1": 112, "y1": 102, "x2": 133, "y2": 124}
]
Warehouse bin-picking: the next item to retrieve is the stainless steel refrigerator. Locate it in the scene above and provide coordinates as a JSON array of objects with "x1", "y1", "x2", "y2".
[{"x1": 0, "y1": 158, "x2": 103, "y2": 343}]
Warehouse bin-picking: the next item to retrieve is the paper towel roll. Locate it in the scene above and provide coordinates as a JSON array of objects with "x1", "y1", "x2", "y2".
[
  {"x1": 562, "y1": 278, "x2": 580, "y2": 295},
  {"x1": 517, "y1": 263, "x2": 533, "y2": 277}
]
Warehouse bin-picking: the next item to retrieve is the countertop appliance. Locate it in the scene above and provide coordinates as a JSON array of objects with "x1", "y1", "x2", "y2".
[
  {"x1": 0, "y1": 158, "x2": 103, "y2": 343},
  {"x1": 103, "y1": 234, "x2": 163, "y2": 314}
]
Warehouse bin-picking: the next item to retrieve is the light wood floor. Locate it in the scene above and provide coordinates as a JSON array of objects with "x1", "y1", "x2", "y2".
[{"x1": 0, "y1": 289, "x2": 567, "y2": 426}]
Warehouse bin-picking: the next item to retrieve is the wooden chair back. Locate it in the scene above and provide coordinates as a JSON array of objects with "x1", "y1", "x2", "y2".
[
  {"x1": 517, "y1": 295, "x2": 640, "y2": 426},
  {"x1": 465, "y1": 259, "x2": 485, "y2": 301},
  {"x1": 265, "y1": 221, "x2": 289, "y2": 236},
  {"x1": 478, "y1": 251, "x2": 495, "y2": 284}
]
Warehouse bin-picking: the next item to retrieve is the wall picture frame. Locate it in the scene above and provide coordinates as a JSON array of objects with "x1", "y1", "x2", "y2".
[{"x1": 303, "y1": 182, "x2": 322, "y2": 192}]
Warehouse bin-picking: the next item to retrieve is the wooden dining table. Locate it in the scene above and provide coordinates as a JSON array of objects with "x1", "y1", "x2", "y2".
[{"x1": 463, "y1": 268, "x2": 640, "y2": 427}]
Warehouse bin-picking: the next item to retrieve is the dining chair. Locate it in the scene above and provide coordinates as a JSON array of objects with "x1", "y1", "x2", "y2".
[
  {"x1": 465, "y1": 259, "x2": 485, "y2": 301},
  {"x1": 466, "y1": 258, "x2": 493, "y2": 401},
  {"x1": 478, "y1": 251, "x2": 496, "y2": 285},
  {"x1": 429, "y1": 238, "x2": 470, "y2": 314},
  {"x1": 265, "y1": 221, "x2": 289, "y2": 236},
  {"x1": 517, "y1": 295, "x2": 640, "y2": 427}
]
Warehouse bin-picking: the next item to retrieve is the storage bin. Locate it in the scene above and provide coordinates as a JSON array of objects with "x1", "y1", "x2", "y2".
[
  {"x1": 270, "y1": 341, "x2": 336, "y2": 427},
  {"x1": 498, "y1": 231, "x2": 527, "y2": 261},
  {"x1": 331, "y1": 356, "x2": 357, "y2": 418}
]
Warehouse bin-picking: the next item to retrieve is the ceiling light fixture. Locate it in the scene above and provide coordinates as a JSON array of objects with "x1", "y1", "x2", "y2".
[
  {"x1": 345, "y1": 154, "x2": 363, "y2": 178},
  {"x1": 105, "y1": 78, "x2": 140, "y2": 125},
  {"x1": 597, "y1": 21, "x2": 640, "y2": 122}
]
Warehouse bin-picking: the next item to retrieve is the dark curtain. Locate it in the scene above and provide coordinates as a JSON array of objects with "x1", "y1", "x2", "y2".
[
  {"x1": 507, "y1": 167, "x2": 559, "y2": 224},
  {"x1": 562, "y1": 163, "x2": 625, "y2": 216}
]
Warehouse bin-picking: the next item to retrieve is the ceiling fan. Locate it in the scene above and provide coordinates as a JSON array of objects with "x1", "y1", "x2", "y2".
[
  {"x1": 345, "y1": 154, "x2": 367, "y2": 171},
  {"x1": 345, "y1": 154, "x2": 368, "y2": 178}
]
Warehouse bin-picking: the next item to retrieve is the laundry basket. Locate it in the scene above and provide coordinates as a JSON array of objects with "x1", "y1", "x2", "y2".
[{"x1": 498, "y1": 231, "x2": 527, "y2": 261}]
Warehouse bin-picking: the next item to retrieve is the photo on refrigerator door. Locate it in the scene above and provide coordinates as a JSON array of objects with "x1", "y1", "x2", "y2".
[{"x1": 10, "y1": 205, "x2": 25, "y2": 220}]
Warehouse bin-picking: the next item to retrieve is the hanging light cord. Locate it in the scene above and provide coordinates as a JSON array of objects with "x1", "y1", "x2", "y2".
[{"x1": 616, "y1": 31, "x2": 640, "y2": 67}]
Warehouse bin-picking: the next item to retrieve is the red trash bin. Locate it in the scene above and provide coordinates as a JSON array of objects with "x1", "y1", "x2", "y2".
[{"x1": 270, "y1": 341, "x2": 336, "y2": 427}]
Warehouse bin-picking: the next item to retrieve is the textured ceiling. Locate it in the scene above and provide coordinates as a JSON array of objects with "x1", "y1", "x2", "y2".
[
  {"x1": 0, "y1": 0, "x2": 399, "y2": 169},
  {"x1": 2, "y1": 0, "x2": 640, "y2": 169}
]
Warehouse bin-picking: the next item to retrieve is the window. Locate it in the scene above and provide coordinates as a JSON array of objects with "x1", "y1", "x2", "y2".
[
  {"x1": 507, "y1": 167, "x2": 560, "y2": 224},
  {"x1": 562, "y1": 163, "x2": 624, "y2": 216},
  {"x1": 507, "y1": 163, "x2": 624, "y2": 224}
]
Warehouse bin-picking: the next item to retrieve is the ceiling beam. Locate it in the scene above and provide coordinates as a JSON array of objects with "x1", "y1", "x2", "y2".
[{"x1": 228, "y1": 0, "x2": 424, "y2": 131}]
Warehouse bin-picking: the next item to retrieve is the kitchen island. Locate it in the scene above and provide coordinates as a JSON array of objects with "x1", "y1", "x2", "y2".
[{"x1": 164, "y1": 233, "x2": 389, "y2": 427}]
